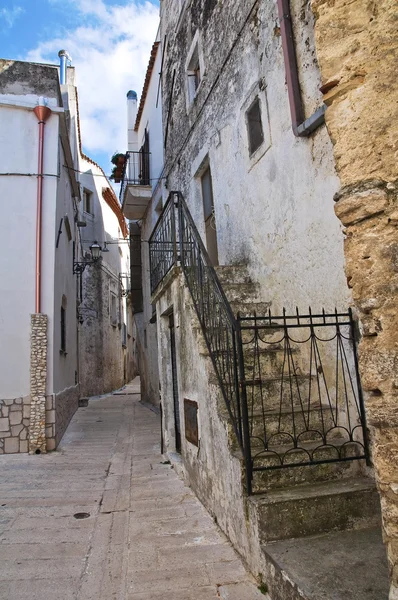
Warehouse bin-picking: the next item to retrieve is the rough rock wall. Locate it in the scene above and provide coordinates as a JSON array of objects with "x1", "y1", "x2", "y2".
[
  {"x1": 29, "y1": 314, "x2": 48, "y2": 453},
  {"x1": 311, "y1": 0, "x2": 398, "y2": 595},
  {"x1": 79, "y1": 265, "x2": 125, "y2": 397}
]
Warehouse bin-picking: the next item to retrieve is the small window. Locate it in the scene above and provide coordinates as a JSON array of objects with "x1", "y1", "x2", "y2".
[
  {"x1": 64, "y1": 215, "x2": 72, "y2": 241},
  {"x1": 83, "y1": 189, "x2": 93, "y2": 214},
  {"x1": 110, "y1": 293, "x2": 117, "y2": 327},
  {"x1": 186, "y1": 32, "x2": 203, "y2": 105},
  {"x1": 60, "y1": 295, "x2": 67, "y2": 353},
  {"x1": 187, "y1": 47, "x2": 201, "y2": 102},
  {"x1": 246, "y1": 97, "x2": 264, "y2": 155},
  {"x1": 201, "y1": 167, "x2": 214, "y2": 221}
]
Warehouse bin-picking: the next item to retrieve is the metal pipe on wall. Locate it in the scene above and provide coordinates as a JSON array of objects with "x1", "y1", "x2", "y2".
[
  {"x1": 33, "y1": 101, "x2": 52, "y2": 314},
  {"x1": 58, "y1": 49, "x2": 72, "y2": 85},
  {"x1": 277, "y1": 0, "x2": 325, "y2": 137}
]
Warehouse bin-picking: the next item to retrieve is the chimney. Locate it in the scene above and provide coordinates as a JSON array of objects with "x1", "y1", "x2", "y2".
[
  {"x1": 127, "y1": 90, "x2": 138, "y2": 152},
  {"x1": 58, "y1": 50, "x2": 72, "y2": 85}
]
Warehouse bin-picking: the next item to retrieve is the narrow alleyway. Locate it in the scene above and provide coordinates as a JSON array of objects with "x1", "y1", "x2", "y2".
[{"x1": 0, "y1": 379, "x2": 266, "y2": 600}]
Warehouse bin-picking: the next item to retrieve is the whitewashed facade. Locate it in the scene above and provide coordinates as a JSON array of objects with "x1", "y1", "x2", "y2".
[
  {"x1": 121, "y1": 29, "x2": 165, "y2": 408},
  {"x1": 0, "y1": 59, "x2": 80, "y2": 452}
]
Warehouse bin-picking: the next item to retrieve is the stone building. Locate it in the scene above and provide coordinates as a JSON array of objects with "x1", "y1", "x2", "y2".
[
  {"x1": 0, "y1": 58, "x2": 81, "y2": 453},
  {"x1": 77, "y1": 155, "x2": 135, "y2": 397},
  {"x1": 121, "y1": 31, "x2": 165, "y2": 408},
  {"x1": 58, "y1": 63, "x2": 135, "y2": 398},
  {"x1": 122, "y1": 0, "x2": 396, "y2": 598},
  {"x1": 0, "y1": 55, "x2": 134, "y2": 454}
]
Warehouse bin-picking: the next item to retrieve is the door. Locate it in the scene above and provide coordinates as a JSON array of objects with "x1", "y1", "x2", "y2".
[
  {"x1": 169, "y1": 313, "x2": 181, "y2": 452},
  {"x1": 201, "y1": 166, "x2": 219, "y2": 266}
]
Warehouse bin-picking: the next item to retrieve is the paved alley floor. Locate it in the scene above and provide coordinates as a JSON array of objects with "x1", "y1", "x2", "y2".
[{"x1": 0, "y1": 379, "x2": 266, "y2": 600}]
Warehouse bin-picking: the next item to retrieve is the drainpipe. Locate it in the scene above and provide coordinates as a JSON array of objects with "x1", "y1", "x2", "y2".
[
  {"x1": 33, "y1": 100, "x2": 52, "y2": 313},
  {"x1": 277, "y1": 0, "x2": 326, "y2": 137},
  {"x1": 58, "y1": 49, "x2": 72, "y2": 85}
]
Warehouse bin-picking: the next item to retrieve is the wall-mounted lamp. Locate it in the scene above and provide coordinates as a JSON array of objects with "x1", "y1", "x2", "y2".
[{"x1": 73, "y1": 241, "x2": 103, "y2": 274}]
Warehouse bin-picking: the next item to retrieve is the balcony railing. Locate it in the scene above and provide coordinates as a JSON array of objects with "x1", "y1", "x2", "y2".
[{"x1": 119, "y1": 150, "x2": 151, "y2": 202}]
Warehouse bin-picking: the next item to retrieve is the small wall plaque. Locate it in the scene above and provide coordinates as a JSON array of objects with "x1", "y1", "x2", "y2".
[{"x1": 184, "y1": 399, "x2": 199, "y2": 446}]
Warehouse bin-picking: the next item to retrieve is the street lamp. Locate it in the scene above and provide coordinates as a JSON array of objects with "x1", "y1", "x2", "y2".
[
  {"x1": 73, "y1": 241, "x2": 103, "y2": 274},
  {"x1": 89, "y1": 241, "x2": 101, "y2": 260}
]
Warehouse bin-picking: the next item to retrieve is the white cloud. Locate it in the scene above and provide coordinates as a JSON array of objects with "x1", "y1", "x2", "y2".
[
  {"x1": 0, "y1": 6, "x2": 24, "y2": 29},
  {"x1": 25, "y1": 0, "x2": 159, "y2": 164}
]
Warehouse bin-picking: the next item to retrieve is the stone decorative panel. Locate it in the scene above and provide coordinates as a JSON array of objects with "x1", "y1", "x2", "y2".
[
  {"x1": 29, "y1": 313, "x2": 48, "y2": 454},
  {"x1": 0, "y1": 396, "x2": 30, "y2": 454}
]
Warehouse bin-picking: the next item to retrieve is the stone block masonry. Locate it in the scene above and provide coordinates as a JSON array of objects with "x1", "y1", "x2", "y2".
[
  {"x1": 0, "y1": 396, "x2": 30, "y2": 454},
  {"x1": 312, "y1": 0, "x2": 398, "y2": 596},
  {"x1": 29, "y1": 313, "x2": 48, "y2": 454}
]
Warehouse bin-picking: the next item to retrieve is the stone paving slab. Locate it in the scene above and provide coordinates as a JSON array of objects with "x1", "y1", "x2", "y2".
[{"x1": 0, "y1": 378, "x2": 267, "y2": 599}]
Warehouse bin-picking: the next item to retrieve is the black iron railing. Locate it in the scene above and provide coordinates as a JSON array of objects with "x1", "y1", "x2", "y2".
[
  {"x1": 149, "y1": 192, "x2": 244, "y2": 452},
  {"x1": 149, "y1": 195, "x2": 178, "y2": 293},
  {"x1": 149, "y1": 192, "x2": 369, "y2": 495},
  {"x1": 178, "y1": 193, "x2": 244, "y2": 448},
  {"x1": 237, "y1": 309, "x2": 369, "y2": 491},
  {"x1": 119, "y1": 149, "x2": 151, "y2": 202}
]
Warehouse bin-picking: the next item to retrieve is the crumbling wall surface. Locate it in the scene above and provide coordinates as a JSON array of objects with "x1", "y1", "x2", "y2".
[
  {"x1": 160, "y1": 0, "x2": 350, "y2": 313},
  {"x1": 311, "y1": 0, "x2": 398, "y2": 595}
]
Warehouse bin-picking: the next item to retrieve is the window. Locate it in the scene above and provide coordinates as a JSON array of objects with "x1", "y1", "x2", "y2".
[
  {"x1": 187, "y1": 47, "x2": 201, "y2": 102},
  {"x1": 60, "y1": 296, "x2": 67, "y2": 353},
  {"x1": 83, "y1": 189, "x2": 93, "y2": 214},
  {"x1": 110, "y1": 293, "x2": 117, "y2": 327},
  {"x1": 201, "y1": 167, "x2": 214, "y2": 221},
  {"x1": 201, "y1": 166, "x2": 219, "y2": 266},
  {"x1": 246, "y1": 97, "x2": 264, "y2": 155},
  {"x1": 185, "y1": 31, "x2": 204, "y2": 106},
  {"x1": 64, "y1": 215, "x2": 72, "y2": 241}
]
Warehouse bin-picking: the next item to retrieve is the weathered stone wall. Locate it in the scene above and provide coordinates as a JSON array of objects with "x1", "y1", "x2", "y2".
[
  {"x1": 0, "y1": 396, "x2": 30, "y2": 454},
  {"x1": 311, "y1": 0, "x2": 398, "y2": 596},
  {"x1": 45, "y1": 385, "x2": 80, "y2": 450},
  {"x1": 79, "y1": 262, "x2": 126, "y2": 398},
  {"x1": 160, "y1": 0, "x2": 351, "y2": 313},
  {"x1": 29, "y1": 313, "x2": 48, "y2": 454}
]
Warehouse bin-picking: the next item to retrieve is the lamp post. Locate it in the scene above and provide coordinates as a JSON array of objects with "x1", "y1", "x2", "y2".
[{"x1": 73, "y1": 241, "x2": 103, "y2": 274}]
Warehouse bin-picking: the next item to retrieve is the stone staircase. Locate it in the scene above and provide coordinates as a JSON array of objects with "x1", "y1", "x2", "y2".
[{"x1": 197, "y1": 265, "x2": 387, "y2": 600}]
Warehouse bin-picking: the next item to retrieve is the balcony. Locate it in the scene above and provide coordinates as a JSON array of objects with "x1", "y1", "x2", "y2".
[{"x1": 120, "y1": 150, "x2": 151, "y2": 220}]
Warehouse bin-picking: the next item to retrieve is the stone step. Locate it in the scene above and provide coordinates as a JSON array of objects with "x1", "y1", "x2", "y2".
[
  {"x1": 231, "y1": 301, "x2": 273, "y2": 317},
  {"x1": 248, "y1": 477, "x2": 381, "y2": 543},
  {"x1": 222, "y1": 282, "x2": 261, "y2": 304},
  {"x1": 241, "y1": 374, "x2": 317, "y2": 410},
  {"x1": 242, "y1": 344, "x2": 301, "y2": 377},
  {"x1": 250, "y1": 435, "x2": 364, "y2": 475},
  {"x1": 214, "y1": 265, "x2": 253, "y2": 286},
  {"x1": 251, "y1": 452, "x2": 361, "y2": 492},
  {"x1": 260, "y1": 527, "x2": 389, "y2": 600},
  {"x1": 248, "y1": 404, "x2": 341, "y2": 444}
]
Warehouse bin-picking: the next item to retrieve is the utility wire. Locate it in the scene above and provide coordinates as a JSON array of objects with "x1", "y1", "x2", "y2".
[
  {"x1": 0, "y1": 172, "x2": 59, "y2": 177},
  {"x1": 63, "y1": 164, "x2": 166, "y2": 183}
]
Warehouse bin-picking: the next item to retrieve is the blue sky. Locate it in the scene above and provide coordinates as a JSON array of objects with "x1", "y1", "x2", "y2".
[{"x1": 0, "y1": 1, "x2": 160, "y2": 175}]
